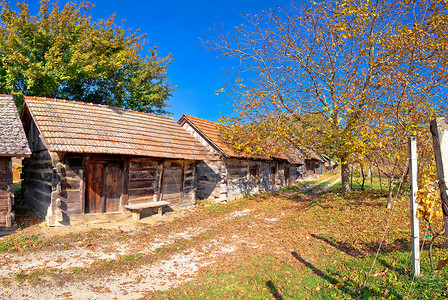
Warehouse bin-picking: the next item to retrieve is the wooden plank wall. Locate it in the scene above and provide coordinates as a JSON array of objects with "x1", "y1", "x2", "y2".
[
  {"x1": 180, "y1": 161, "x2": 196, "y2": 206},
  {"x1": 0, "y1": 158, "x2": 12, "y2": 227},
  {"x1": 59, "y1": 155, "x2": 84, "y2": 215},
  {"x1": 22, "y1": 150, "x2": 53, "y2": 216},
  {"x1": 195, "y1": 160, "x2": 221, "y2": 200},
  {"x1": 128, "y1": 158, "x2": 159, "y2": 204},
  {"x1": 160, "y1": 161, "x2": 184, "y2": 205},
  {"x1": 129, "y1": 158, "x2": 196, "y2": 207},
  {"x1": 226, "y1": 159, "x2": 250, "y2": 199},
  {"x1": 197, "y1": 158, "x2": 305, "y2": 202}
]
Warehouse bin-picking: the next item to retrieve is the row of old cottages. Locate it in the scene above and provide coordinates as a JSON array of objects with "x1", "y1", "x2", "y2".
[{"x1": 0, "y1": 95, "x2": 326, "y2": 227}]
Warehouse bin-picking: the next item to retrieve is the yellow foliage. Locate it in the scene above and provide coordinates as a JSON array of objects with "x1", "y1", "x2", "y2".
[{"x1": 416, "y1": 164, "x2": 443, "y2": 223}]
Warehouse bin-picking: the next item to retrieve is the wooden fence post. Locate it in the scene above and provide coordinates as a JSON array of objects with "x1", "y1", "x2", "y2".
[
  {"x1": 430, "y1": 118, "x2": 448, "y2": 237},
  {"x1": 408, "y1": 136, "x2": 420, "y2": 278}
]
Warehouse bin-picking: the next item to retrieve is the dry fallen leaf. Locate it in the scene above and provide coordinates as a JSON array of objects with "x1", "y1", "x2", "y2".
[{"x1": 435, "y1": 258, "x2": 448, "y2": 271}]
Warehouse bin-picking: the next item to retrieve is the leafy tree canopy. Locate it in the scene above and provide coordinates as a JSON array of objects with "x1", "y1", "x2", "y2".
[
  {"x1": 0, "y1": 0, "x2": 173, "y2": 114},
  {"x1": 206, "y1": 0, "x2": 448, "y2": 192}
]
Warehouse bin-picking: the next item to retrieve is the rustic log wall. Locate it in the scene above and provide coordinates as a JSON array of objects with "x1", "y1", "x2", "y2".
[
  {"x1": 0, "y1": 157, "x2": 13, "y2": 227},
  {"x1": 195, "y1": 160, "x2": 221, "y2": 201},
  {"x1": 128, "y1": 158, "x2": 196, "y2": 207},
  {"x1": 22, "y1": 150, "x2": 53, "y2": 217},
  {"x1": 181, "y1": 161, "x2": 196, "y2": 206},
  {"x1": 195, "y1": 157, "x2": 307, "y2": 202},
  {"x1": 59, "y1": 155, "x2": 84, "y2": 216},
  {"x1": 26, "y1": 120, "x2": 47, "y2": 152},
  {"x1": 128, "y1": 158, "x2": 158, "y2": 204}
]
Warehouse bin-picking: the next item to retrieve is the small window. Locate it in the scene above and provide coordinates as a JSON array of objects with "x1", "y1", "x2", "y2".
[
  {"x1": 68, "y1": 158, "x2": 83, "y2": 168},
  {"x1": 249, "y1": 166, "x2": 258, "y2": 184},
  {"x1": 250, "y1": 166, "x2": 258, "y2": 177}
]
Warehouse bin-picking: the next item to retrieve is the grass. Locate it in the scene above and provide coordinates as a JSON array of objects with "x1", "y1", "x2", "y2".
[
  {"x1": 148, "y1": 174, "x2": 448, "y2": 299},
  {"x1": 15, "y1": 271, "x2": 52, "y2": 284},
  {"x1": 13, "y1": 186, "x2": 21, "y2": 200},
  {"x1": 5, "y1": 174, "x2": 445, "y2": 298},
  {"x1": 0, "y1": 234, "x2": 43, "y2": 252}
]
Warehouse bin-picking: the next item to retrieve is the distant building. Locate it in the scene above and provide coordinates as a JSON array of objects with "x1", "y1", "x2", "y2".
[
  {"x1": 178, "y1": 115, "x2": 306, "y2": 202},
  {"x1": 0, "y1": 95, "x2": 31, "y2": 227}
]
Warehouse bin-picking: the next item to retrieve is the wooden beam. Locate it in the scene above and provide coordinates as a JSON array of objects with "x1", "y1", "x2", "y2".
[
  {"x1": 430, "y1": 118, "x2": 448, "y2": 237},
  {"x1": 157, "y1": 161, "x2": 165, "y2": 201},
  {"x1": 121, "y1": 158, "x2": 130, "y2": 209},
  {"x1": 180, "y1": 160, "x2": 186, "y2": 204}
]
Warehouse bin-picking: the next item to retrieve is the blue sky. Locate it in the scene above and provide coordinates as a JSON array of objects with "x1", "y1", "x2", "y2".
[{"x1": 24, "y1": 0, "x2": 292, "y2": 122}]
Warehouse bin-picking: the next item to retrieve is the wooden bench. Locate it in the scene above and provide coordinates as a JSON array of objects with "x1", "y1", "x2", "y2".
[{"x1": 124, "y1": 201, "x2": 170, "y2": 220}]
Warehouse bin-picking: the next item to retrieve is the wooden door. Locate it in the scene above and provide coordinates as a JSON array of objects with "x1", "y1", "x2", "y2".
[
  {"x1": 86, "y1": 162, "x2": 104, "y2": 213},
  {"x1": 0, "y1": 158, "x2": 10, "y2": 226},
  {"x1": 104, "y1": 163, "x2": 123, "y2": 212},
  {"x1": 161, "y1": 164, "x2": 183, "y2": 205}
]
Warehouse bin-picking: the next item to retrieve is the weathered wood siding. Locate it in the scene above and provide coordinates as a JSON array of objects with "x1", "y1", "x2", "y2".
[
  {"x1": 59, "y1": 155, "x2": 84, "y2": 216},
  {"x1": 160, "y1": 160, "x2": 196, "y2": 206},
  {"x1": 194, "y1": 157, "x2": 306, "y2": 202},
  {"x1": 0, "y1": 158, "x2": 13, "y2": 227},
  {"x1": 181, "y1": 161, "x2": 196, "y2": 205},
  {"x1": 22, "y1": 150, "x2": 53, "y2": 217},
  {"x1": 181, "y1": 123, "x2": 221, "y2": 155},
  {"x1": 128, "y1": 158, "x2": 196, "y2": 207},
  {"x1": 26, "y1": 120, "x2": 47, "y2": 152},
  {"x1": 128, "y1": 158, "x2": 159, "y2": 204}
]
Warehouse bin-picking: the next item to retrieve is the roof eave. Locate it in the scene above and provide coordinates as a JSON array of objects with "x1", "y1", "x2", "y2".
[{"x1": 178, "y1": 115, "x2": 229, "y2": 158}]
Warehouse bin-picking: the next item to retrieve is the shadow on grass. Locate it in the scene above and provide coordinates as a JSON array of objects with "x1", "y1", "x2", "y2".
[
  {"x1": 310, "y1": 234, "x2": 410, "y2": 258},
  {"x1": 290, "y1": 251, "x2": 402, "y2": 299},
  {"x1": 265, "y1": 280, "x2": 283, "y2": 300}
]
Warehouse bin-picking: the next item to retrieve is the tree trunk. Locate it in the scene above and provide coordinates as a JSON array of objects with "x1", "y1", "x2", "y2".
[
  {"x1": 369, "y1": 165, "x2": 373, "y2": 189},
  {"x1": 360, "y1": 163, "x2": 365, "y2": 191},
  {"x1": 386, "y1": 176, "x2": 394, "y2": 209},
  {"x1": 350, "y1": 164, "x2": 354, "y2": 190},
  {"x1": 378, "y1": 166, "x2": 382, "y2": 192},
  {"x1": 341, "y1": 153, "x2": 351, "y2": 192}
]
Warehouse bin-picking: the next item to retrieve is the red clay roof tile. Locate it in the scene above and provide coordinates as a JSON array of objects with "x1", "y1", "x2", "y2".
[
  {"x1": 178, "y1": 114, "x2": 305, "y2": 164},
  {"x1": 24, "y1": 97, "x2": 210, "y2": 160}
]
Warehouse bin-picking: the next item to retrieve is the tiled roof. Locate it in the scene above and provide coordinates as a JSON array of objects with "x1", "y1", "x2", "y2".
[
  {"x1": 178, "y1": 114, "x2": 305, "y2": 164},
  {"x1": 281, "y1": 149, "x2": 305, "y2": 165},
  {"x1": 0, "y1": 95, "x2": 30, "y2": 157},
  {"x1": 23, "y1": 97, "x2": 209, "y2": 160},
  {"x1": 299, "y1": 147, "x2": 324, "y2": 162},
  {"x1": 178, "y1": 114, "x2": 245, "y2": 158}
]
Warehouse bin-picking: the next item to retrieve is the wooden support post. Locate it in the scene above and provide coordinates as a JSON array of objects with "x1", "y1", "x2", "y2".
[
  {"x1": 132, "y1": 210, "x2": 140, "y2": 221},
  {"x1": 408, "y1": 136, "x2": 420, "y2": 278},
  {"x1": 430, "y1": 118, "x2": 448, "y2": 237}
]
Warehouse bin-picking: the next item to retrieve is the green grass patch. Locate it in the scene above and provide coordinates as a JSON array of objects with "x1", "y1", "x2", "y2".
[
  {"x1": 124, "y1": 253, "x2": 144, "y2": 263},
  {"x1": 15, "y1": 273, "x2": 26, "y2": 281},
  {"x1": 0, "y1": 234, "x2": 44, "y2": 252},
  {"x1": 14, "y1": 271, "x2": 48, "y2": 284},
  {"x1": 148, "y1": 177, "x2": 448, "y2": 299},
  {"x1": 154, "y1": 244, "x2": 187, "y2": 254},
  {"x1": 13, "y1": 186, "x2": 21, "y2": 200}
]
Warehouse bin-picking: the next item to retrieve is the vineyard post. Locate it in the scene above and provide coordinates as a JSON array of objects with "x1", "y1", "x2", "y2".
[
  {"x1": 430, "y1": 118, "x2": 448, "y2": 237},
  {"x1": 409, "y1": 136, "x2": 420, "y2": 277}
]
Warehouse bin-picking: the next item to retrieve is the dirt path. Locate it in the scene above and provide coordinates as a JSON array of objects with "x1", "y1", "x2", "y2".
[{"x1": 0, "y1": 175, "x2": 339, "y2": 299}]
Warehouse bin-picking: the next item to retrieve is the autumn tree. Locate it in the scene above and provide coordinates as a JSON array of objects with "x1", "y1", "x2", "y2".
[
  {"x1": 205, "y1": 0, "x2": 446, "y2": 192},
  {"x1": 0, "y1": 0, "x2": 172, "y2": 114}
]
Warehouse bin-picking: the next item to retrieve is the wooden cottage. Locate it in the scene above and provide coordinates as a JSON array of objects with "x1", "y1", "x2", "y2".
[
  {"x1": 299, "y1": 147, "x2": 325, "y2": 176},
  {"x1": 0, "y1": 95, "x2": 31, "y2": 227},
  {"x1": 21, "y1": 97, "x2": 210, "y2": 226},
  {"x1": 178, "y1": 115, "x2": 306, "y2": 202}
]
